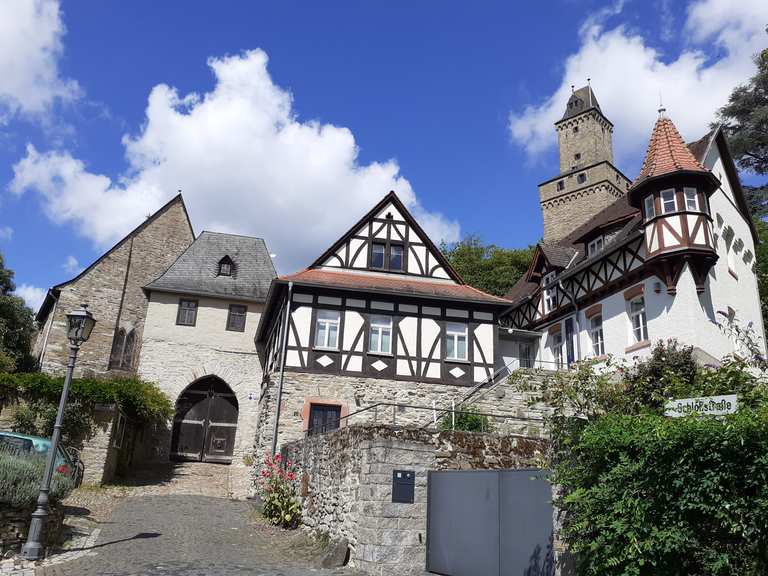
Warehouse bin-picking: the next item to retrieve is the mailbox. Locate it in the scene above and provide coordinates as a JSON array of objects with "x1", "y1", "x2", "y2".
[{"x1": 392, "y1": 470, "x2": 415, "y2": 503}]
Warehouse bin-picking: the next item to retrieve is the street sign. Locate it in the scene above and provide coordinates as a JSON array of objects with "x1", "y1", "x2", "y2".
[{"x1": 664, "y1": 394, "x2": 737, "y2": 417}]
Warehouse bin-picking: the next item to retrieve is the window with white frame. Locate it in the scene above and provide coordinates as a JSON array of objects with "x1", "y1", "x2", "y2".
[
  {"x1": 445, "y1": 322, "x2": 468, "y2": 361},
  {"x1": 644, "y1": 195, "x2": 655, "y2": 220},
  {"x1": 368, "y1": 315, "x2": 392, "y2": 354},
  {"x1": 683, "y1": 187, "x2": 699, "y2": 211},
  {"x1": 629, "y1": 296, "x2": 648, "y2": 343},
  {"x1": 590, "y1": 315, "x2": 605, "y2": 356},
  {"x1": 661, "y1": 189, "x2": 676, "y2": 214},
  {"x1": 314, "y1": 309, "x2": 340, "y2": 349},
  {"x1": 587, "y1": 236, "x2": 604, "y2": 257},
  {"x1": 552, "y1": 331, "x2": 563, "y2": 369},
  {"x1": 542, "y1": 271, "x2": 557, "y2": 313}
]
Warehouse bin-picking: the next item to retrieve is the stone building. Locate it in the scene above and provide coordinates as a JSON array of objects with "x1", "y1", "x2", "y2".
[
  {"x1": 34, "y1": 194, "x2": 195, "y2": 377},
  {"x1": 504, "y1": 91, "x2": 765, "y2": 370},
  {"x1": 138, "y1": 231, "x2": 275, "y2": 494}
]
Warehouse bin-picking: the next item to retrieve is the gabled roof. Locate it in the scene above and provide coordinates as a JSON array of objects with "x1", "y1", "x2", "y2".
[
  {"x1": 36, "y1": 194, "x2": 193, "y2": 322},
  {"x1": 145, "y1": 231, "x2": 276, "y2": 302},
  {"x1": 566, "y1": 195, "x2": 639, "y2": 244},
  {"x1": 558, "y1": 85, "x2": 607, "y2": 123},
  {"x1": 633, "y1": 114, "x2": 707, "y2": 187},
  {"x1": 310, "y1": 190, "x2": 464, "y2": 283}
]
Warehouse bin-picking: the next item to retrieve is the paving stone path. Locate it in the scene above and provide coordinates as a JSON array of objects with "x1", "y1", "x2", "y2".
[{"x1": 38, "y1": 494, "x2": 364, "y2": 576}]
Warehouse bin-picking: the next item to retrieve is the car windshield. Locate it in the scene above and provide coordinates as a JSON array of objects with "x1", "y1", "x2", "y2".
[
  {"x1": 0, "y1": 432, "x2": 72, "y2": 470},
  {"x1": 0, "y1": 434, "x2": 34, "y2": 457}
]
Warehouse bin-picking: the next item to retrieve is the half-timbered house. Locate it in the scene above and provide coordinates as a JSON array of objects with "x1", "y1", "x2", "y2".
[
  {"x1": 254, "y1": 192, "x2": 512, "y2": 454},
  {"x1": 502, "y1": 90, "x2": 765, "y2": 370}
]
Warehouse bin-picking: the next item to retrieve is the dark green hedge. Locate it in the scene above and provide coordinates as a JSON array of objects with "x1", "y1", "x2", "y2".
[{"x1": 0, "y1": 372, "x2": 173, "y2": 424}]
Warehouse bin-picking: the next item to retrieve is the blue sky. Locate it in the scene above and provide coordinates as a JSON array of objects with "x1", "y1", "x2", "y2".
[{"x1": 1, "y1": 0, "x2": 766, "y2": 311}]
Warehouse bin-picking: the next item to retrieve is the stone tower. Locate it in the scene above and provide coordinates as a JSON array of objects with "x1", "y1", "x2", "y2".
[{"x1": 538, "y1": 85, "x2": 630, "y2": 243}]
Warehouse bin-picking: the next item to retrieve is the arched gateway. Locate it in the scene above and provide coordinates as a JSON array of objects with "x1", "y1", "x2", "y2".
[{"x1": 170, "y1": 376, "x2": 239, "y2": 463}]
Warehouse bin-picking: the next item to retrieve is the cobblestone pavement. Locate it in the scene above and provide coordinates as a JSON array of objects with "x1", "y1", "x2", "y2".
[{"x1": 36, "y1": 494, "x2": 365, "y2": 576}]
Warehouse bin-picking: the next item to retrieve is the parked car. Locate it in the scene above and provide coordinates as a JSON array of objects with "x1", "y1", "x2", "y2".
[{"x1": 0, "y1": 431, "x2": 84, "y2": 487}]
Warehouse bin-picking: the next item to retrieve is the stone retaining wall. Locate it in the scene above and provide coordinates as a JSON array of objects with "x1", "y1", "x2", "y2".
[
  {"x1": 0, "y1": 504, "x2": 64, "y2": 557},
  {"x1": 282, "y1": 425, "x2": 546, "y2": 575}
]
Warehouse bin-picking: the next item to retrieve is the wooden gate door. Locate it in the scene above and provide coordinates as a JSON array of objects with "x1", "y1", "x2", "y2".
[{"x1": 170, "y1": 377, "x2": 239, "y2": 463}]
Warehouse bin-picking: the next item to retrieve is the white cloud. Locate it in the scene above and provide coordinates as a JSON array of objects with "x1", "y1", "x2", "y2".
[
  {"x1": 62, "y1": 255, "x2": 82, "y2": 275},
  {"x1": 509, "y1": 0, "x2": 768, "y2": 167},
  {"x1": 0, "y1": 0, "x2": 80, "y2": 122},
  {"x1": 14, "y1": 284, "x2": 46, "y2": 312},
  {"x1": 0, "y1": 226, "x2": 12, "y2": 240},
  {"x1": 9, "y1": 49, "x2": 459, "y2": 272}
]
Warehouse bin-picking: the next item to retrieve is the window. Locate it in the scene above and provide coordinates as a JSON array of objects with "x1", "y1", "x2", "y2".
[
  {"x1": 445, "y1": 322, "x2": 468, "y2": 361},
  {"x1": 308, "y1": 404, "x2": 341, "y2": 435},
  {"x1": 218, "y1": 256, "x2": 233, "y2": 276},
  {"x1": 590, "y1": 315, "x2": 605, "y2": 356},
  {"x1": 557, "y1": 180, "x2": 565, "y2": 191},
  {"x1": 684, "y1": 187, "x2": 698, "y2": 211},
  {"x1": 371, "y1": 242, "x2": 386, "y2": 268},
  {"x1": 314, "y1": 309, "x2": 340, "y2": 349},
  {"x1": 644, "y1": 195, "x2": 656, "y2": 220},
  {"x1": 112, "y1": 412, "x2": 126, "y2": 449},
  {"x1": 574, "y1": 152, "x2": 581, "y2": 161},
  {"x1": 661, "y1": 189, "x2": 676, "y2": 213},
  {"x1": 577, "y1": 173, "x2": 587, "y2": 184},
  {"x1": 587, "y1": 236, "x2": 604, "y2": 257},
  {"x1": 176, "y1": 299, "x2": 198, "y2": 326},
  {"x1": 629, "y1": 296, "x2": 648, "y2": 343},
  {"x1": 573, "y1": 126, "x2": 579, "y2": 134},
  {"x1": 519, "y1": 342, "x2": 533, "y2": 369},
  {"x1": 226, "y1": 304, "x2": 247, "y2": 332},
  {"x1": 109, "y1": 328, "x2": 136, "y2": 370},
  {"x1": 542, "y1": 272, "x2": 557, "y2": 313},
  {"x1": 371, "y1": 241, "x2": 404, "y2": 271},
  {"x1": 369, "y1": 315, "x2": 392, "y2": 354},
  {"x1": 553, "y1": 331, "x2": 564, "y2": 369}
]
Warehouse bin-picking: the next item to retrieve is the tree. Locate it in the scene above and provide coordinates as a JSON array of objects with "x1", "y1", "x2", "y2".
[
  {"x1": 716, "y1": 47, "x2": 768, "y2": 176},
  {"x1": 0, "y1": 251, "x2": 36, "y2": 372},
  {"x1": 441, "y1": 235, "x2": 534, "y2": 297},
  {"x1": 755, "y1": 218, "x2": 768, "y2": 328}
]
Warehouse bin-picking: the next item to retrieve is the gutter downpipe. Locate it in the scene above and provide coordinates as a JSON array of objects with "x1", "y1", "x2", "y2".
[{"x1": 270, "y1": 281, "x2": 293, "y2": 456}]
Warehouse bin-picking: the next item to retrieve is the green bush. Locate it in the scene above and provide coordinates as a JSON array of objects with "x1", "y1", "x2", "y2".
[
  {"x1": 12, "y1": 400, "x2": 95, "y2": 446},
  {"x1": 558, "y1": 410, "x2": 768, "y2": 576},
  {"x1": 0, "y1": 453, "x2": 74, "y2": 508},
  {"x1": 440, "y1": 406, "x2": 493, "y2": 432},
  {"x1": 0, "y1": 372, "x2": 173, "y2": 424}
]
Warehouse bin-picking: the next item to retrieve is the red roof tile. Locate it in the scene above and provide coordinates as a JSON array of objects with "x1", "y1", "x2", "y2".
[
  {"x1": 280, "y1": 269, "x2": 512, "y2": 305},
  {"x1": 633, "y1": 115, "x2": 707, "y2": 186}
]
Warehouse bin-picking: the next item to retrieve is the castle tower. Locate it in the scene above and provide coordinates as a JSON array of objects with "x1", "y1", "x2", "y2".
[{"x1": 538, "y1": 85, "x2": 630, "y2": 243}]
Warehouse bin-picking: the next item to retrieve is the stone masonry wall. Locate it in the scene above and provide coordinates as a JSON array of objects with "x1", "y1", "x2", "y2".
[
  {"x1": 282, "y1": 425, "x2": 547, "y2": 575},
  {"x1": 0, "y1": 503, "x2": 64, "y2": 556},
  {"x1": 38, "y1": 197, "x2": 193, "y2": 377},
  {"x1": 255, "y1": 369, "x2": 550, "y2": 466}
]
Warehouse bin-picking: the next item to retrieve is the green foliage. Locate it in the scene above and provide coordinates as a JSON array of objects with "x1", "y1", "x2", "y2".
[
  {"x1": 12, "y1": 400, "x2": 95, "y2": 446},
  {"x1": 0, "y1": 453, "x2": 74, "y2": 508},
  {"x1": 716, "y1": 48, "x2": 768, "y2": 176},
  {"x1": 514, "y1": 341, "x2": 768, "y2": 575},
  {"x1": 0, "y1": 372, "x2": 173, "y2": 425},
  {"x1": 440, "y1": 406, "x2": 493, "y2": 432},
  {"x1": 441, "y1": 235, "x2": 534, "y2": 297},
  {"x1": 259, "y1": 453, "x2": 301, "y2": 529},
  {"x1": 0, "y1": 251, "x2": 36, "y2": 373},
  {"x1": 754, "y1": 218, "x2": 768, "y2": 329}
]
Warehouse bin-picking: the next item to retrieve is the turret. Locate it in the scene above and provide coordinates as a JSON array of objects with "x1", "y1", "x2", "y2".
[{"x1": 629, "y1": 110, "x2": 719, "y2": 293}]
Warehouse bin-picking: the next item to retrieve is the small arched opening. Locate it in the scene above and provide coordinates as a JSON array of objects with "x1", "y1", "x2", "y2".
[{"x1": 170, "y1": 376, "x2": 239, "y2": 464}]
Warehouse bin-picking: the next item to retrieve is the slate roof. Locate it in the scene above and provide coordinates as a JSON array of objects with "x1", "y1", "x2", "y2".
[
  {"x1": 560, "y1": 86, "x2": 603, "y2": 121},
  {"x1": 566, "y1": 194, "x2": 639, "y2": 244},
  {"x1": 539, "y1": 244, "x2": 578, "y2": 269},
  {"x1": 633, "y1": 115, "x2": 707, "y2": 187},
  {"x1": 145, "y1": 231, "x2": 276, "y2": 302},
  {"x1": 279, "y1": 269, "x2": 512, "y2": 305}
]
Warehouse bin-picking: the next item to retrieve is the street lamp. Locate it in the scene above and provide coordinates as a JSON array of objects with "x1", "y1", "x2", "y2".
[{"x1": 22, "y1": 304, "x2": 95, "y2": 561}]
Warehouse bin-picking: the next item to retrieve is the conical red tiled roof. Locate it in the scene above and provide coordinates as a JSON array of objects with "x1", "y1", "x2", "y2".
[{"x1": 633, "y1": 113, "x2": 707, "y2": 187}]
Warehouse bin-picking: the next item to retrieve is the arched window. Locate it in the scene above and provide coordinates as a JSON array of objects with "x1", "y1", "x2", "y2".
[
  {"x1": 109, "y1": 329, "x2": 126, "y2": 369},
  {"x1": 122, "y1": 330, "x2": 136, "y2": 369},
  {"x1": 218, "y1": 256, "x2": 234, "y2": 277},
  {"x1": 109, "y1": 328, "x2": 136, "y2": 370}
]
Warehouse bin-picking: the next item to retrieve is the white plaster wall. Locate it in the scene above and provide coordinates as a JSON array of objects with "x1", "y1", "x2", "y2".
[{"x1": 138, "y1": 291, "x2": 264, "y2": 484}]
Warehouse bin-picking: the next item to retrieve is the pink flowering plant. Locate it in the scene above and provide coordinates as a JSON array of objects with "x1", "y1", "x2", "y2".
[{"x1": 259, "y1": 453, "x2": 301, "y2": 529}]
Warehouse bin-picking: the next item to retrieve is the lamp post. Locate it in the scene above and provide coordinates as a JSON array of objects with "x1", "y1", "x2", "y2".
[{"x1": 22, "y1": 304, "x2": 95, "y2": 561}]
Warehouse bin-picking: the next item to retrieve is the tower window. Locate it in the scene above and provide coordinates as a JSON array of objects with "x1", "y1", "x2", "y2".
[
  {"x1": 661, "y1": 189, "x2": 676, "y2": 213},
  {"x1": 557, "y1": 180, "x2": 565, "y2": 191},
  {"x1": 573, "y1": 126, "x2": 579, "y2": 134},
  {"x1": 684, "y1": 187, "x2": 699, "y2": 211},
  {"x1": 577, "y1": 173, "x2": 587, "y2": 184},
  {"x1": 644, "y1": 195, "x2": 656, "y2": 220},
  {"x1": 574, "y1": 153, "x2": 581, "y2": 161}
]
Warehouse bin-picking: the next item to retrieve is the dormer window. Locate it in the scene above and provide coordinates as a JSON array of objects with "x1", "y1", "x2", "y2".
[
  {"x1": 661, "y1": 189, "x2": 676, "y2": 214},
  {"x1": 587, "y1": 236, "x2": 604, "y2": 257},
  {"x1": 542, "y1": 271, "x2": 557, "y2": 314},
  {"x1": 644, "y1": 195, "x2": 656, "y2": 220},
  {"x1": 218, "y1": 256, "x2": 233, "y2": 276},
  {"x1": 684, "y1": 187, "x2": 699, "y2": 211}
]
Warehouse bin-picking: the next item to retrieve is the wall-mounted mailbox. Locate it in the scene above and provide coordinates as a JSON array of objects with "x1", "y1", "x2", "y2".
[{"x1": 392, "y1": 470, "x2": 415, "y2": 503}]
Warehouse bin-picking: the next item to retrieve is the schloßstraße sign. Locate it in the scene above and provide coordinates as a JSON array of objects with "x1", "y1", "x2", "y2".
[{"x1": 664, "y1": 394, "x2": 737, "y2": 417}]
